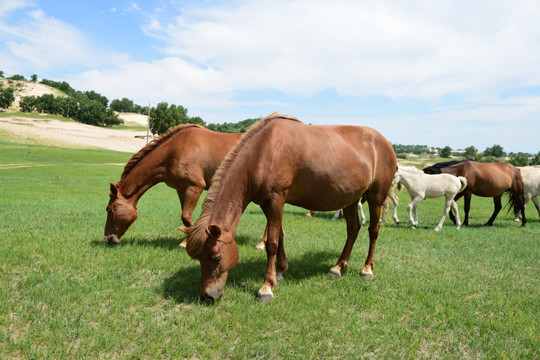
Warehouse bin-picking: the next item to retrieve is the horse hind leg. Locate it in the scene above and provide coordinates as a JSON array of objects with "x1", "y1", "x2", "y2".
[
  {"x1": 327, "y1": 202, "x2": 361, "y2": 279},
  {"x1": 484, "y1": 195, "x2": 502, "y2": 227},
  {"x1": 532, "y1": 196, "x2": 540, "y2": 221},
  {"x1": 435, "y1": 195, "x2": 454, "y2": 231}
]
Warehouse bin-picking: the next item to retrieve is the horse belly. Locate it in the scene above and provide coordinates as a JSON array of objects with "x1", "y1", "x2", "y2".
[{"x1": 286, "y1": 167, "x2": 370, "y2": 211}]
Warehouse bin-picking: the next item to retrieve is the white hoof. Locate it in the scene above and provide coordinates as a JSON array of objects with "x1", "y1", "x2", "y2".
[
  {"x1": 326, "y1": 266, "x2": 341, "y2": 279},
  {"x1": 276, "y1": 273, "x2": 284, "y2": 283},
  {"x1": 257, "y1": 289, "x2": 274, "y2": 303},
  {"x1": 254, "y1": 244, "x2": 265, "y2": 252},
  {"x1": 434, "y1": 227, "x2": 441, "y2": 232},
  {"x1": 361, "y1": 270, "x2": 373, "y2": 281}
]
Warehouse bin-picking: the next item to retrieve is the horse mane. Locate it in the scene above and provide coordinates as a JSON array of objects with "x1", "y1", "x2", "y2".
[
  {"x1": 423, "y1": 159, "x2": 475, "y2": 174},
  {"x1": 186, "y1": 112, "x2": 300, "y2": 258},
  {"x1": 117, "y1": 124, "x2": 202, "y2": 188}
]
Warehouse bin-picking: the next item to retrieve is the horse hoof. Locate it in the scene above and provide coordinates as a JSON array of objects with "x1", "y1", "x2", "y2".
[
  {"x1": 254, "y1": 244, "x2": 265, "y2": 252},
  {"x1": 276, "y1": 274, "x2": 285, "y2": 283},
  {"x1": 257, "y1": 289, "x2": 274, "y2": 303},
  {"x1": 326, "y1": 267, "x2": 341, "y2": 279},
  {"x1": 361, "y1": 271, "x2": 373, "y2": 281},
  {"x1": 434, "y1": 227, "x2": 441, "y2": 232}
]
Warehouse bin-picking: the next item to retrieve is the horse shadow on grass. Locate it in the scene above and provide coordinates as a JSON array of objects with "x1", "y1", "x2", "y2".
[
  {"x1": 162, "y1": 248, "x2": 340, "y2": 304},
  {"x1": 90, "y1": 235, "x2": 183, "y2": 250}
]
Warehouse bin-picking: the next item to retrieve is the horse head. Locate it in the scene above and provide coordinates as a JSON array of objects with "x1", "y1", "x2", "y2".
[
  {"x1": 186, "y1": 223, "x2": 239, "y2": 302},
  {"x1": 104, "y1": 182, "x2": 139, "y2": 245}
]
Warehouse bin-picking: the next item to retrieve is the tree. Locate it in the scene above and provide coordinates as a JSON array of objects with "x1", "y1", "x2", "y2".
[
  {"x1": 484, "y1": 144, "x2": 504, "y2": 158},
  {"x1": 509, "y1": 153, "x2": 530, "y2": 166},
  {"x1": 76, "y1": 99, "x2": 121, "y2": 126},
  {"x1": 532, "y1": 151, "x2": 540, "y2": 165},
  {"x1": 110, "y1": 98, "x2": 135, "y2": 113},
  {"x1": 0, "y1": 87, "x2": 15, "y2": 109},
  {"x1": 0, "y1": 70, "x2": 4, "y2": 77},
  {"x1": 149, "y1": 102, "x2": 190, "y2": 135},
  {"x1": 20, "y1": 96, "x2": 37, "y2": 112},
  {"x1": 440, "y1": 146, "x2": 452, "y2": 158},
  {"x1": 464, "y1": 145, "x2": 477, "y2": 159},
  {"x1": 31, "y1": 74, "x2": 38, "y2": 82}
]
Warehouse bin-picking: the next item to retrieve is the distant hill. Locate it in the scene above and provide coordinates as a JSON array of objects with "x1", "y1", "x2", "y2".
[{"x1": 0, "y1": 78, "x2": 65, "y2": 111}]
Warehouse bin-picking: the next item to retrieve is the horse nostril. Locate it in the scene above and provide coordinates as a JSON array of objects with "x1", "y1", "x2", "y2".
[
  {"x1": 200, "y1": 294, "x2": 215, "y2": 303},
  {"x1": 105, "y1": 234, "x2": 120, "y2": 245}
]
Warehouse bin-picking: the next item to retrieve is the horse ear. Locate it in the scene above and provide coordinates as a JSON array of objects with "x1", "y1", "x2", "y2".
[
  {"x1": 207, "y1": 224, "x2": 222, "y2": 239},
  {"x1": 110, "y1": 183, "x2": 118, "y2": 197}
]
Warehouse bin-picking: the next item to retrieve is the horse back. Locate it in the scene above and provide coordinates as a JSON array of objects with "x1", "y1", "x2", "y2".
[
  {"x1": 260, "y1": 121, "x2": 396, "y2": 210},
  {"x1": 166, "y1": 127, "x2": 241, "y2": 188}
]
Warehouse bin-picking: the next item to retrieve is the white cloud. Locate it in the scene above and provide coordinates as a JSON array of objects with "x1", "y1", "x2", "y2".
[{"x1": 137, "y1": 0, "x2": 540, "y2": 100}]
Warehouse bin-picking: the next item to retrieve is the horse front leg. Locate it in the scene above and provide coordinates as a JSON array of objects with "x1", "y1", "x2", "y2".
[
  {"x1": 484, "y1": 196, "x2": 502, "y2": 226},
  {"x1": 257, "y1": 197, "x2": 286, "y2": 303},
  {"x1": 327, "y1": 202, "x2": 361, "y2": 279},
  {"x1": 407, "y1": 196, "x2": 422, "y2": 228},
  {"x1": 177, "y1": 186, "x2": 203, "y2": 249}
]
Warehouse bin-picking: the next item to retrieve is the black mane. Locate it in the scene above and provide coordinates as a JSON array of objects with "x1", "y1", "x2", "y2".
[{"x1": 423, "y1": 159, "x2": 475, "y2": 174}]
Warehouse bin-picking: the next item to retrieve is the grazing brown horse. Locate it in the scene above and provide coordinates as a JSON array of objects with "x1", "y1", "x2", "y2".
[
  {"x1": 185, "y1": 113, "x2": 397, "y2": 302},
  {"x1": 104, "y1": 124, "x2": 242, "y2": 245},
  {"x1": 423, "y1": 160, "x2": 526, "y2": 227}
]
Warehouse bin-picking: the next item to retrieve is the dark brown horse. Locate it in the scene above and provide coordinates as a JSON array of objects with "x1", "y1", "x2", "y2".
[
  {"x1": 185, "y1": 113, "x2": 397, "y2": 302},
  {"x1": 423, "y1": 160, "x2": 526, "y2": 227},
  {"x1": 104, "y1": 124, "x2": 242, "y2": 245}
]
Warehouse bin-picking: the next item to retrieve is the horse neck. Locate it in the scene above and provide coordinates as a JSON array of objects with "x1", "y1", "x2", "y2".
[
  {"x1": 119, "y1": 149, "x2": 169, "y2": 203},
  {"x1": 207, "y1": 159, "x2": 252, "y2": 234}
]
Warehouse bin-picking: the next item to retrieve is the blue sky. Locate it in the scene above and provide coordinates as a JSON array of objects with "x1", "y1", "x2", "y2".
[{"x1": 1, "y1": 0, "x2": 539, "y2": 153}]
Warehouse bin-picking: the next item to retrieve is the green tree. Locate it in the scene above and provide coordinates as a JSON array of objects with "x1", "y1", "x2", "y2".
[
  {"x1": 56, "y1": 96, "x2": 79, "y2": 119},
  {"x1": 509, "y1": 153, "x2": 530, "y2": 166},
  {"x1": 110, "y1": 98, "x2": 135, "y2": 112},
  {"x1": 440, "y1": 146, "x2": 452, "y2": 158},
  {"x1": 31, "y1": 74, "x2": 38, "y2": 82},
  {"x1": 0, "y1": 87, "x2": 15, "y2": 109},
  {"x1": 8, "y1": 74, "x2": 25, "y2": 81},
  {"x1": 149, "y1": 102, "x2": 190, "y2": 135},
  {"x1": 20, "y1": 96, "x2": 37, "y2": 112},
  {"x1": 531, "y1": 151, "x2": 540, "y2": 165},
  {"x1": 0, "y1": 70, "x2": 4, "y2": 77},
  {"x1": 484, "y1": 144, "x2": 505, "y2": 158},
  {"x1": 464, "y1": 145, "x2": 477, "y2": 159},
  {"x1": 83, "y1": 90, "x2": 108, "y2": 107}
]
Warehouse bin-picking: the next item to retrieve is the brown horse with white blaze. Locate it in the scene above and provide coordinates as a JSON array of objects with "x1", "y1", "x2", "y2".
[
  {"x1": 185, "y1": 113, "x2": 397, "y2": 302},
  {"x1": 423, "y1": 160, "x2": 526, "y2": 227},
  {"x1": 104, "y1": 124, "x2": 242, "y2": 245}
]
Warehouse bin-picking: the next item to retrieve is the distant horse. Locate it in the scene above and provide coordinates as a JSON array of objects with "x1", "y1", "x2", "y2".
[
  {"x1": 185, "y1": 113, "x2": 397, "y2": 302},
  {"x1": 515, "y1": 166, "x2": 540, "y2": 221},
  {"x1": 423, "y1": 160, "x2": 526, "y2": 227},
  {"x1": 104, "y1": 125, "x2": 242, "y2": 245},
  {"x1": 396, "y1": 166, "x2": 467, "y2": 231}
]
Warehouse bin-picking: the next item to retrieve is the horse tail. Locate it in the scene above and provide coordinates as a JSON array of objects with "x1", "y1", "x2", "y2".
[
  {"x1": 505, "y1": 169, "x2": 525, "y2": 217},
  {"x1": 457, "y1": 176, "x2": 467, "y2": 193}
]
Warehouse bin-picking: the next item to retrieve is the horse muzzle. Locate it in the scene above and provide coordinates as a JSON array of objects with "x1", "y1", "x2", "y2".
[
  {"x1": 200, "y1": 286, "x2": 224, "y2": 303},
  {"x1": 105, "y1": 234, "x2": 121, "y2": 245}
]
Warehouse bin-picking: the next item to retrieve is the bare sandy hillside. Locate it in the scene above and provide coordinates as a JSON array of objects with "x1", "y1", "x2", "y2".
[
  {"x1": 0, "y1": 79, "x2": 151, "y2": 153},
  {"x1": 0, "y1": 78, "x2": 65, "y2": 111}
]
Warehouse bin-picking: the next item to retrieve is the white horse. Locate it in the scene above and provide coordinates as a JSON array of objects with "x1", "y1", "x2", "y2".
[
  {"x1": 515, "y1": 166, "x2": 540, "y2": 221},
  {"x1": 396, "y1": 166, "x2": 467, "y2": 231}
]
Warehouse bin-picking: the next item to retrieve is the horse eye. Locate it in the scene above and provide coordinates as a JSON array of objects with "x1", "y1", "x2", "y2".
[{"x1": 212, "y1": 255, "x2": 222, "y2": 263}]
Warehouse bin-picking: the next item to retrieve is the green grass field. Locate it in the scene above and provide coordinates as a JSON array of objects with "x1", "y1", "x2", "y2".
[{"x1": 0, "y1": 139, "x2": 538, "y2": 359}]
